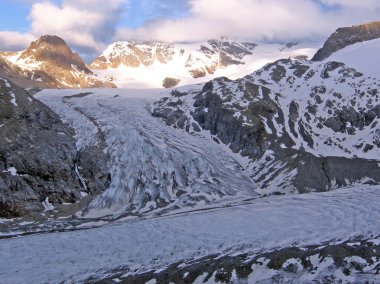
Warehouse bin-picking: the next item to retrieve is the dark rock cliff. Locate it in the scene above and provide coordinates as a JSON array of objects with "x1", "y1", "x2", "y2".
[{"x1": 0, "y1": 78, "x2": 110, "y2": 217}]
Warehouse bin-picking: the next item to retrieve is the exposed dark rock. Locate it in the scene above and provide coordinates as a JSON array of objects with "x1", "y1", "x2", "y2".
[
  {"x1": 293, "y1": 153, "x2": 380, "y2": 192},
  {"x1": 0, "y1": 78, "x2": 110, "y2": 218},
  {"x1": 219, "y1": 52, "x2": 243, "y2": 67},
  {"x1": 208, "y1": 39, "x2": 254, "y2": 60},
  {"x1": 188, "y1": 68, "x2": 207, "y2": 78},
  {"x1": 322, "y1": 61, "x2": 345, "y2": 78},
  {"x1": 162, "y1": 77, "x2": 181, "y2": 88}
]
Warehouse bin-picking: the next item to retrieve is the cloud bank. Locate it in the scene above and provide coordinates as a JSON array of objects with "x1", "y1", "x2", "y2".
[
  {"x1": 0, "y1": 31, "x2": 35, "y2": 51},
  {"x1": 0, "y1": 0, "x2": 379, "y2": 58},
  {"x1": 30, "y1": 0, "x2": 126, "y2": 54},
  {"x1": 116, "y1": 0, "x2": 380, "y2": 42},
  {"x1": 0, "y1": 0, "x2": 127, "y2": 56}
]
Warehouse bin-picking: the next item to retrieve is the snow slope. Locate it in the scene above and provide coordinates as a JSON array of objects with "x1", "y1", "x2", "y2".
[
  {"x1": 0, "y1": 185, "x2": 379, "y2": 283},
  {"x1": 328, "y1": 38, "x2": 380, "y2": 79}
]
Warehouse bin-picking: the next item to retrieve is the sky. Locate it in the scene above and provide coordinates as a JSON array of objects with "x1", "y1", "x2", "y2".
[{"x1": 0, "y1": 0, "x2": 379, "y2": 60}]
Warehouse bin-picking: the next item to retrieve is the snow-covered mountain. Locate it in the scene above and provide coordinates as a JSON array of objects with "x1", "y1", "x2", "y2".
[
  {"x1": 0, "y1": 35, "x2": 115, "y2": 89},
  {"x1": 91, "y1": 39, "x2": 321, "y2": 88}
]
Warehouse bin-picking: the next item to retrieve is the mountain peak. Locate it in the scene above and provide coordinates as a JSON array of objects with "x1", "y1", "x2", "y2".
[
  {"x1": 0, "y1": 35, "x2": 115, "y2": 89},
  {"x1": 20, "y1": 35, "x2": 90, "y2": 73},
  {"x1": 34, "y1": 35, "x2": 68, "y2": 46}
]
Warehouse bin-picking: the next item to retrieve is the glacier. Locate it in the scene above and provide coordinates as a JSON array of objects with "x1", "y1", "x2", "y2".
[
  {"x1": 0, "y1": 88, "x2": 366, "y2": 283},
  {"x1": 0, "y1": 185, "x2": 379, "y2": 283}
]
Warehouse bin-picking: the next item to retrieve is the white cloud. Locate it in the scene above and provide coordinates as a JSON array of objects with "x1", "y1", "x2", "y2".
[
  {"x1": 0, "y1": 31, "x2": 35, "y2": 51},
  {"x1": 0, "y1": 0, "x2": 379, "y2": 57},
  {"x1": 116, "y1": 0, "x2": 380, "y2": 42},
  {"x1": 0, "y1": 0, "x2": 128, "y2": 58},
  {"x1": 29, "y1": 0, "x2": 128, "y2": 54}
]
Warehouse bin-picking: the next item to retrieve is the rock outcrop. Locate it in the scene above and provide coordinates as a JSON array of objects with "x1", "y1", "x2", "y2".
[
  {"x1": 0, "y1": 78, "x2": 110, "y2": 218},
  {"x1": 312, "y1": 21, "x2": 380, "y2": 61},
  {"x1": 0, "y1": 35, "x2": 115, "y2": 89},
  {"x1": 153, "y1": 58, "x2": 380, "y2": 194},
  {"x1": 162, "y1": 77, "x2": 180, "y2": 88}
]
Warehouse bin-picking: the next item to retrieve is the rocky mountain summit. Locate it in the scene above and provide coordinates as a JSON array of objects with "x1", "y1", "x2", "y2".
[
  {"x1": 313, "y1": 21, "x2": 380, "y2": 61},
  {"x1": 0, "y1": 35, "x2": 115, "y2": 89},
  {"x1": 153, "y1": 58, "x2": 380, "y2": 194},
  {"x1": 0, "y1": 78, "x2": 110, "y2": 218}
]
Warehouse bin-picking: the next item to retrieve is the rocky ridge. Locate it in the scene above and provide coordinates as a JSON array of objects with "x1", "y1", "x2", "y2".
[
  {"x1": 0, "y1": 35, "x2": 115, "y2": 89},
  {"x1": 153, "y1": 58, "x2": 380, "y2": 194},
  {"x1": 0, "y1": 78, "x2": 110, "y2": 218},
  {"x1": 312, "y1": 21, "x2": 380, "y2": 61}
]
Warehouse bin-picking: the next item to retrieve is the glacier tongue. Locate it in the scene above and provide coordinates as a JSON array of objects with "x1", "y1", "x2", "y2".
[{"x1": 37, "y1": 88, "x2": 257, "y2": 218}]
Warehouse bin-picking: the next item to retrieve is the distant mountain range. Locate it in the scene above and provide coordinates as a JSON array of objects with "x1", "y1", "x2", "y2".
[
  {"x1": 90, "y1": 39, "x2": 259, "y2": 80},
  {"x1": 90, "y1": 39, "x2": 322, "y2": 88},
  {"x1": 0, "y1": 21, "x2": 379, "y2": 89}
]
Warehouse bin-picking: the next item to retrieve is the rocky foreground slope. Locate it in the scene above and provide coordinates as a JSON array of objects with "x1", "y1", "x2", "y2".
[
  {"x1": 153, "y1": 59, "x2": 380, "y2": 194},
  {"x1": 0, "y1": 35, "x2": 115, "y2": 89},
  {"x1": 312, "y1": 20, "x2": 380, "y2": 61},
  {"x1": 0, "y1": 78, "x2": 110, "y2": 218}
]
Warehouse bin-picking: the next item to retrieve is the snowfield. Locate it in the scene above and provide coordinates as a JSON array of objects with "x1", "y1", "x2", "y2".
[
  {"x1": 328, "y1": 38, "x2": 380, "y2": 79},
  {"x1": 0, "y1": 185, "x2": 379, "y2": 283}
]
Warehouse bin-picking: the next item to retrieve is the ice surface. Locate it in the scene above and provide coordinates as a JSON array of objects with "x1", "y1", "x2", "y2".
[{"x1": 0, "y1": 185, "x2": 379, "y2": 283}]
